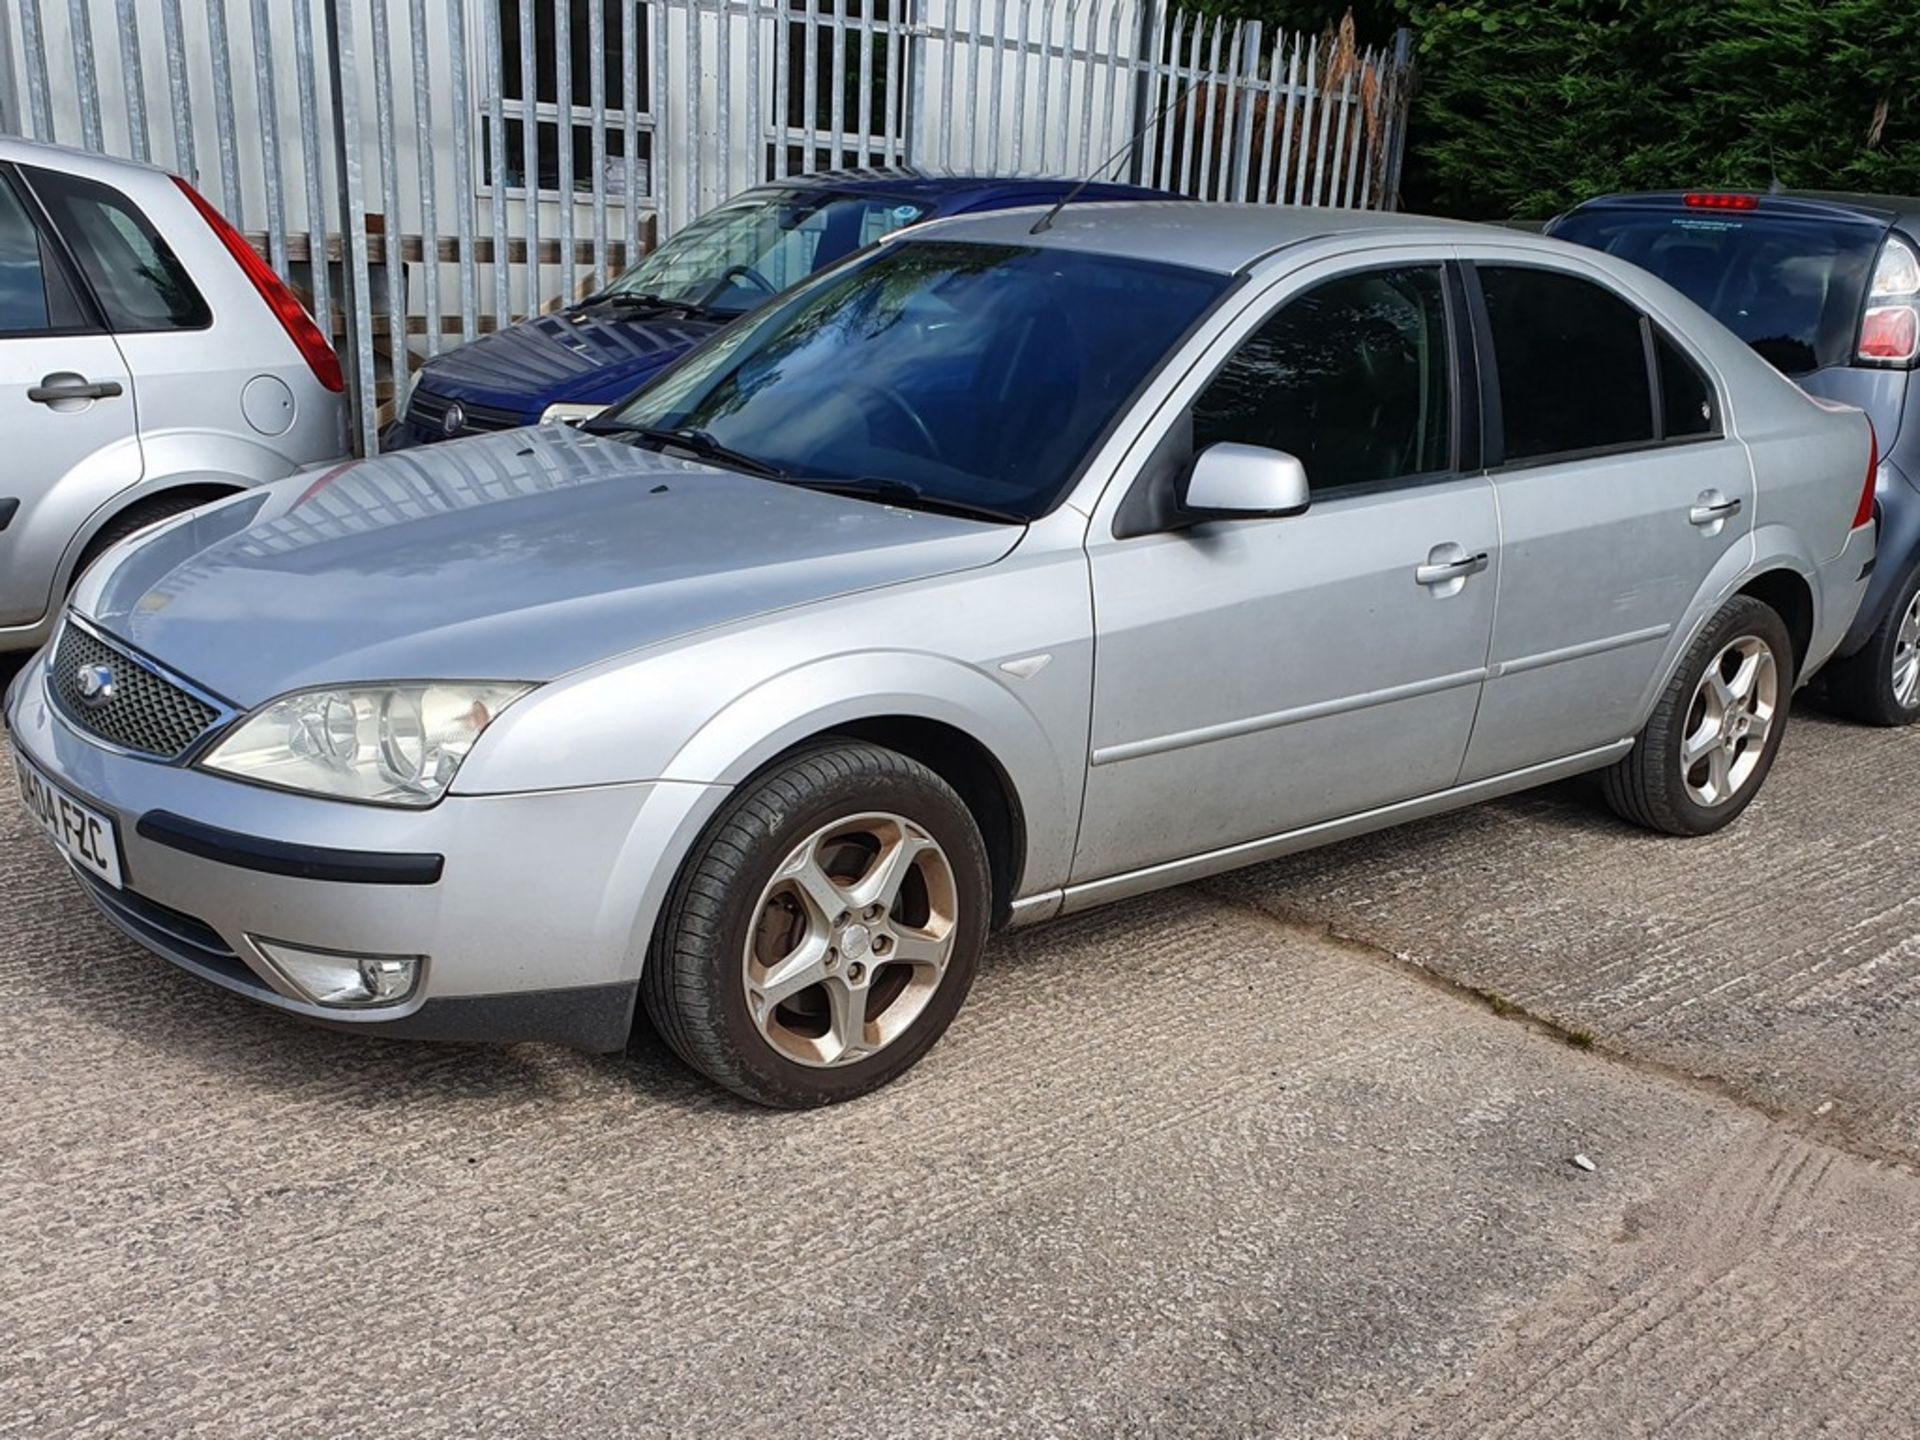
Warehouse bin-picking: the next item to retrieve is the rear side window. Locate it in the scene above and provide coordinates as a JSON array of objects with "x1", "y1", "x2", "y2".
[
  {"x1": 1192, "y1": 265, "x2": 1453, "y2": 494},
  {"x1": 1478, "y1": 265, "x2": 1653, "y2": 463},
  {"x1": 1550, "y1": 208, "x2": 1879, "y2": 375},
  {"x1": 23, "y1": 167, "x2": 210, "y2": 332},
  {"x1": 1656, "y1": 332, "x2": 1716, "y2": 438}
]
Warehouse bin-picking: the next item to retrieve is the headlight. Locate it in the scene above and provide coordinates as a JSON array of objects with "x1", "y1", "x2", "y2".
[
  {"x1": 540, "y1": 402, "x2": 606, "y2": 426},
  {"x1": 200, "y1": 682, "x2": 531, "y2": 806}
]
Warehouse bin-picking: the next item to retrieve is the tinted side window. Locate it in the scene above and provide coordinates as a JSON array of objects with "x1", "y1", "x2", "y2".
[
  {"x1": 1656, "y1": 332, "x2": 1716, "y2": 439},
  {"x1": 1478, "y1": 266, "x2": 1654, "y2": 462},
  {"x1": 0, "y1": 177, "x2": 50, "y2": 333},
  {"x1": 25, "y1": 168, "x2": 210, "y2": 332},
  {"x1": 1192, "y1": 266, "x2": 1452, "y2": 493}
]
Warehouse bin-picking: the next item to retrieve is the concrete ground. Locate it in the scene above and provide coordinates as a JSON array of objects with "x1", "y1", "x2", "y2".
[{"x1": 3, "y1": 691, "x2": 1918, "y2": 1437}]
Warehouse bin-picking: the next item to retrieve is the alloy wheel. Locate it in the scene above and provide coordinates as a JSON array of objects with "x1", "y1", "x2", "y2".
[
  {"x1": 1892, "y1": 592, "x2": 1920, "y2": 711},
  {"x1": 1680, "y1": 635, "x2": 1778, "y2": 808},
  {"x1": 742, "y1": 812, "x2": 959, "y2": 1067}
]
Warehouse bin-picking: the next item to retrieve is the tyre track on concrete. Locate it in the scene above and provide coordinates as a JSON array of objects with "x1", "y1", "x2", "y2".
[
  {"x1": 1362, "y1": 1129, "x2": 1920, "y2": 1439},
  {"x1": 1202, "y1": 712, "x2": 1920, "y2": 1166}
]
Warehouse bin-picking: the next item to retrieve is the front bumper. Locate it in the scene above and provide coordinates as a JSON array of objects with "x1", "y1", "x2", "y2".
[{"x1": 5, "y1": 656, "x2": 720, "y2": 1051}]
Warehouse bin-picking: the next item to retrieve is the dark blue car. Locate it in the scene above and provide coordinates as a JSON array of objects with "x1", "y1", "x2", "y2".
[
  {"x1": 389, "y1": 169, "x2": 1169, "y2": 449},
  {"x1": 1552, "y1": 190, "x2": 1920, "y2": 724}
]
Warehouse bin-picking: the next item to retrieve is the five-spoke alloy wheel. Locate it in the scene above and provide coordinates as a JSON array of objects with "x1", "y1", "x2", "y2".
[
  {"x1": 1603, "y1": 595, "x2": 1795, "y2": 836},
  {"x1": 744, "y1": 812, "x2": 960, "y2": 1068},
  {"x1": 643, "y1": 742, "x2": 990, "y2": 1108},
  {"x1": 1678, "y1": 634, "x2": 1778, "y2": 808}
]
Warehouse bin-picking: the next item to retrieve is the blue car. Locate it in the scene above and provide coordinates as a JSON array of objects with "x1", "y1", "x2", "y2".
[
  {"x1": 1552, "y1": 190, "x2": 1920, "y2": 724},
  {"x1": 389, "y1": 169, "x2": 1170, "y2": 449}
]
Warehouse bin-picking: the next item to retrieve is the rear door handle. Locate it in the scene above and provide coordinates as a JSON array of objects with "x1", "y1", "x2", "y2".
[
  {"x1": 1415, "y1": 551, "x2": 1490, "y2": 587},
  {"x1": 28, "y1": 374, "x2": 124, "y2": 404},
  {"x1": 1689, "y1": 492, "x2": 1743, "y2": 527}
]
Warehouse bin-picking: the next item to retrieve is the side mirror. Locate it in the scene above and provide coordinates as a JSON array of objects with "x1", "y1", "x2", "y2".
[{"x1": 1180, "y1": 442, "x2": 1311, "y2": 521}]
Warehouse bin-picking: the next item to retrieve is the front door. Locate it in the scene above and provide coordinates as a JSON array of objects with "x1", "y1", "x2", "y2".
[
  {"x1": 0, "y1": 167, "x2": 139, "y2": 628},
  {"x1": 1457, "y1": 260, "x2": 1757, "y2": 782},
  {"x1": 1076, "y1": 262, "x2": 1500, "y2": 883}
]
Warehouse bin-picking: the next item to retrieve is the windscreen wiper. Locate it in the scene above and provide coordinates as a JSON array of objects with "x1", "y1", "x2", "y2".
[
  {"x1": 783, "y1": 476, "x2": 1025, "y2": 525},
  {"x1": 598, "y1": 291, "x2": 717, "y2": 318},
  {"x1": 618, "y1": 425, "x2": 787, "y2": 479}
]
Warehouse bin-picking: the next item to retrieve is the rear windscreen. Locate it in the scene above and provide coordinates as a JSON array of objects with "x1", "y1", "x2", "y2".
[{"x1": 1550, "y1": 209, "x2": 1884, "y2": 375}]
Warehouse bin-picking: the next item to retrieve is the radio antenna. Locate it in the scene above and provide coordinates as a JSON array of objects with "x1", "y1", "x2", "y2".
[{"x1": 1030, "y1": 72, "x2": 1207, "y2": 234}]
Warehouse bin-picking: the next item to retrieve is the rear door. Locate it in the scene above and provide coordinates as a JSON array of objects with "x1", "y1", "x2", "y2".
[
  {"x1": 1457, "y1": 258, "x2": 1755, "y2": 782},
  {"x1": 0, "y1": 166, "x2": 138, "y2": 629}
]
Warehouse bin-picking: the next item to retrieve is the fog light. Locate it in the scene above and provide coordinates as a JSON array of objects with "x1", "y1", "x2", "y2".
[{"x1": 253, "y1": 939, "x2": 423, "y2": 1008}]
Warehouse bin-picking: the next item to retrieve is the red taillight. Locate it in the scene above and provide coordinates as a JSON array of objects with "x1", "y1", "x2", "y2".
[
  {"x1": 171, "y1": 175, "x2": 344, "y2": 393},
  {"x1": 1854, "y1": 419, "x2": 1880, "y2": 530},
  {"x1": 1684, "y1": 192, "x2": 1760, "y2": 211},
  {"x1": 1861, "y1": 306, "x2": 1920, "y2": 362}
]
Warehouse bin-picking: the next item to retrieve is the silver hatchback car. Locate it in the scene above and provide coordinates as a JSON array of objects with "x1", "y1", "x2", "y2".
[
  {"x1": 6, "y1": 205, "x2": 1876, "y2": 1106},
  {"x1": 0, "y1": 138, "x2": 348, "y2": 654}
]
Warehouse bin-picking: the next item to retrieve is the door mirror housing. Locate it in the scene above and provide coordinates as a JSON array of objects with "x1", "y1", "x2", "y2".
[{"x1": 1181, "y1": 443, "x2": 1311, "y2": 521}]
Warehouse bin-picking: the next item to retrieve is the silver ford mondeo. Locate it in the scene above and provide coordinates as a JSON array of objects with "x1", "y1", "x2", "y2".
[{"x1": 6, "y1": 204, "x2": 1878, "y2": 1106}]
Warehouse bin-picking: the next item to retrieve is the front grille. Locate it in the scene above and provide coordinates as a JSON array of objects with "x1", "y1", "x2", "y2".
[
  {"x1": 405, "y1": 388, "x2": 527, "y2": 438},
  {"x1": 49, "y1": 622, "x2": 220, "y2": 759}
]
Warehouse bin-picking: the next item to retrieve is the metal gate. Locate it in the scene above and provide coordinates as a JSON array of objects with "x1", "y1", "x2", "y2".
[{"x1": 1, "y1": 0, "x2": 1413, "y2": 453}]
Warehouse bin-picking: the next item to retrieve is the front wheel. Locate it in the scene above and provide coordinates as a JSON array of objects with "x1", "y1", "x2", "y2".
[
  {"x1": 641, "y1": 742, "x2": 991, "y2": 1108},
  {"x1": 1601, "y1": 595, "x2": 1793, "y2": 836}
]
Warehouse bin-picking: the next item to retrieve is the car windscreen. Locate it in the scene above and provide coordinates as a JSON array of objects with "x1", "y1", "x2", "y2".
[
  {"x1": 1551, "y1": 208, "x2": 1884, "y2": 374},
  {"x1": 603, "y1": 189, "x2": 931, "y2": 317},
  {"x1": 601, "y1": 240, "x2": 1231, "y2": 521}
]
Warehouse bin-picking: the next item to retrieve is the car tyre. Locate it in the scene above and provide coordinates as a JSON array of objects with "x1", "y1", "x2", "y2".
[
  {"x1": 1601, "y1": 595, "x2": 1794, "y2": 837},
  {"x1": 641, "y1": 741, "x2": 991, "y2": 1108},
  {"x1": 1822, "y1": 561, "x2": 1920, "y2": 727}
]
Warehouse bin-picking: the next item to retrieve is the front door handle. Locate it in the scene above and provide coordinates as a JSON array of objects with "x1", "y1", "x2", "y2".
[
  {"x1": 1415, "y1": 550, "x2": 1490, "y2": 587},
  {"x1": 28, "y1": 373, "x2": 124, "y2": 405},
  {"x1": 1689, "y1": 491, "x2": 1743, "y2": 527}
]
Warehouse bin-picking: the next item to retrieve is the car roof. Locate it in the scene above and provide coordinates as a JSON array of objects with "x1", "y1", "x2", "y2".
[
  {"x1": 744, "y1": 166, "x2": 1169, "y2": 208},
  {"x1": 0, "y1": 133, "x2": 169, "y2": 178},
  {"x1": 905, "y1": 200, "x2": 1497, "y2": 275},
  {"x1": 1563, "y1": 189, "x2": 1920, "y2": 230}
]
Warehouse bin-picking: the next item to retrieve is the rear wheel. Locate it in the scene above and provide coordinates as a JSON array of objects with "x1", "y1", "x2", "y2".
[
  {"x1": 73, "y1": 493, "x2": 214, "y2": 581},
  {"x1": 1822, "y1": 561, "x2": 1920, "y2": 727},
  {"x1": 1602, "y1": 595, "x2": 1793, "y2": 836},
  {"x1": 641, "y1": 742, "x2": 991, "y2": 1108}
]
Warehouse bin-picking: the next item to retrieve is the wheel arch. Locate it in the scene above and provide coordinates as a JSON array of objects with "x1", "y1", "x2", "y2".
[
  {"x1": 1735, "y1": 567, "x2": 1815, "y2": 681},
  {"x1": 1633, "y1": 537, "x2": 1822, "y2": 730},
  {"x1": 658, "y1": 654, "x2": 1079, "y2": 925},
  {"x1": 58, "y1": 475, "x2": 251, "y2": 590},
  {"x1": 778, "y1": 715, "x2": 1027, "y2": 927}
]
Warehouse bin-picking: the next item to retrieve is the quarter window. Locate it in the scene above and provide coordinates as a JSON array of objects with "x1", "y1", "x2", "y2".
[
  {"x1": 24, "y1": 168, "x2": 209, "y2": 332},
  {"x1": 1478, "y1": 265, "x2": 1654, "y2": 462},
  {"x1": 1656, "y1": 332, "x2": 1716, "y2": 439},
  {"x1": 0, "y1": 177, "x2": 49, "y2": 333},
  {"x1": 1191, "y1": 266, "x2": 1452, "y2": 495}
]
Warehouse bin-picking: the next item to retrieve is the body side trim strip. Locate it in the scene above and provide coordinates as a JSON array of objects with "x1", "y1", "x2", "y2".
[
  {"x1": 1490, "y1": 624, "x2": 1673, "y2": 679},
  {"x1": 1090, "y1": 666, "x2": 1489, "y2": 767}
]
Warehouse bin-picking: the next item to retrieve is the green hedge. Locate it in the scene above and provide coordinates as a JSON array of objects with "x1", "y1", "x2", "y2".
[{"x1": 1204, "y1": 1, "x2": 1920, "y2": 219}]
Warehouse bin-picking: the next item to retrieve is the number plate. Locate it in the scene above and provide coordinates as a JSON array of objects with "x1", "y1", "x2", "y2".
[{"x1": 13, "y1": 753, "x2": 123, "y2": 889}]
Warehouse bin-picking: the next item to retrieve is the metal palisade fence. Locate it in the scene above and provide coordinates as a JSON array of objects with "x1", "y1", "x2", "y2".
[{"x1": 0, "y1": 0, "x2": 1413, "y2": 453}]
